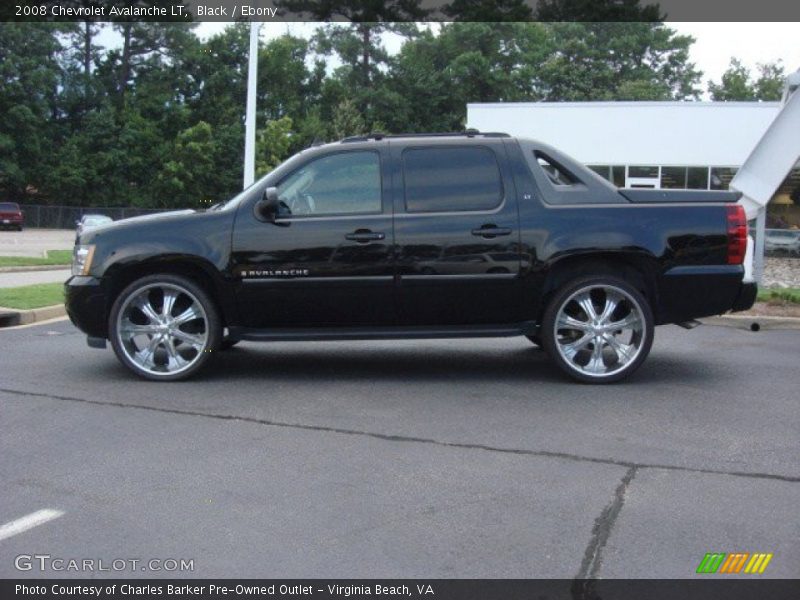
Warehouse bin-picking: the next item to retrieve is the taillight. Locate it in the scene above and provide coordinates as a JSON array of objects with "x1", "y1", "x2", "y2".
[{"x1": 726, "y1": 204, "x2": 747, "y2": 265}]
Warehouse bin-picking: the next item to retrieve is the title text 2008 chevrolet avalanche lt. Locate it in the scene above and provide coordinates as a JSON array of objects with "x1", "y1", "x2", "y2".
[{"x1": 65, "y1": 131, "x2": 756, "y2": 383}]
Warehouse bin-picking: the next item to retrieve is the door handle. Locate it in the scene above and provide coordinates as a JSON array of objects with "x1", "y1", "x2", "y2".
[
  {"x1": 345, "y1": 230, "x2": 385, "y2": 243},
  {"x1": 471, "y1": 225, "x2": 512, "y2": 238}
]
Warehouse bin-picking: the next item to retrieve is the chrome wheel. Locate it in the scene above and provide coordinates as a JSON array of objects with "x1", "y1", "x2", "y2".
[
  {"x1": 553, "y1": 284, "x2": 646, "y2": 380},
  {"x1": 115, "y1": 283, "x2": 209, "y2": 377}
]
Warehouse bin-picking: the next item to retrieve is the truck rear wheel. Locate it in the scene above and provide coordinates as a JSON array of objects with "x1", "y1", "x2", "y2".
[
  {"x1": 541, "y1": 275, "x2": 653, "y2": 383},
  {"x1": 109, "y1": 274, "x2": 222, "y2": 381}
]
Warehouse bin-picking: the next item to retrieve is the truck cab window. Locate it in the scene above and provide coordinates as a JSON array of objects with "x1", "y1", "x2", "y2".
[{"x1": 277, "y1": 151, "x2": 381, "y2": 216}]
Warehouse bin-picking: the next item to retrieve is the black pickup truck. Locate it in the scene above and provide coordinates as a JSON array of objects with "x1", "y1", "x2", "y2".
[{"x1": 65, "y1": 131, "x2": 755, "y2": 383}]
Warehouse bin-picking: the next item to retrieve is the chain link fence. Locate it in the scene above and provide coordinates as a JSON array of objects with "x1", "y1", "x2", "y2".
[{"x1": 19, "y1": 205, "x2": 172, "y2": 230}]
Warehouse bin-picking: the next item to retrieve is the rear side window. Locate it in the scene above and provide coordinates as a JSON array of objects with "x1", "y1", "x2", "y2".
[
  {"x1": 535, "y1": 152, "x2": 580, "y2": 187},
  {"x1": 402, "y1": 146, "x2": 503, "y2": 213}
]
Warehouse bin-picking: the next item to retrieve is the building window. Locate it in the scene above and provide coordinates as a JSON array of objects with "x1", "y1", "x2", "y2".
[
  {"x1": 711, "y1": 167, "x2": 738, "y2": 190},
  {"x1": 612, "y1": 166, "x2": 626, "y2": 187},
  {"x1": 687, "y1": 167, "x2": 709, "y2": 190},
  {"x1": 588, "y1": 165, "x2": 610, "y2": 179},
  {"x1": 661, "y1": 167, "x2": 687, "y2": 189},
  {"x1": 628, "y1": 166, "x2": 659, "y2": 178}
]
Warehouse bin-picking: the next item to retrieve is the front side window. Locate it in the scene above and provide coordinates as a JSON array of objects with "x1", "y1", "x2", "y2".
[
  {"x1": 403, "y1": 146, "x2": 503, "y2": 213},
  {"x1": 276, "y1": 151, "x2": 381, "y2": 216}
]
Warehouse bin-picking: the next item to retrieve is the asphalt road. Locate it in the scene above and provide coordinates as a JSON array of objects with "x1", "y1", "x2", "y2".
[
  {"x1": 0, "y1": 319, "x2": 798, "y2": 579},
  {"x1": 0, "y1": 229, "x2": 74, "y2": 258},
  {"x1": 0, "y1": 269, "x2": 71, "y2": 288}
]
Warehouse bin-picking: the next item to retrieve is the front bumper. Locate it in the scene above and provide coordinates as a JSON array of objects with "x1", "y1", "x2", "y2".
[
  {"x1": 64, "y1": 276, "x2": 108, "y2": 338},
  {"x1": 731, "y1": 282, "x2": 758, "y2": 313}
]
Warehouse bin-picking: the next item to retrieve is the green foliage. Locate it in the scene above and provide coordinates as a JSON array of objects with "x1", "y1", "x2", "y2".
[
  {"x1": 256, "y1": 117, "x2": 294, "y2": 177},
  {"x1": 444, "y1": 0, "x2": 533, "y2": 21},
  {"x1": 708, "y1": 58, "x2": 785, "y2": 101},
  {"x1": 332, "y1": 99, "x2": 366, "y2": 140},
  {"x1": 154, "y1": 121, "x2": 217, "y2": 208},
  {"x1": 534, "y1": 0, "x2": 663, "y2": 21},
  {"x1": 757, "y1": 288, "x2": 800, "y2": 306},
  {"x1": 0, "y1": 20, "x2": 708, "y2": 209},
  {"x1": 0, "y1": 251, "x2": 73, "y2": 268},
  {"x1": 0, "y1": 282, "x2": 64, "y2": 310}
]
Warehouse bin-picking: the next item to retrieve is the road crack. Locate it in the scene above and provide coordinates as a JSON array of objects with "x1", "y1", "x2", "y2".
[
  {"x1": 1, "y1": 386, "x2": 799, "y2": 484},
  {"x1": 574, "y1": 466, "x2": 637, "y2": 593}
]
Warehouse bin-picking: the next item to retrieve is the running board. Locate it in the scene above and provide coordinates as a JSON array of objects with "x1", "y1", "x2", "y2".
[
  {"x1": 676, "y1": 320, "x2": 702, "y2": 330},
  {"x1": 229, "y1": 322, "x2": 538, "y2": 343}
]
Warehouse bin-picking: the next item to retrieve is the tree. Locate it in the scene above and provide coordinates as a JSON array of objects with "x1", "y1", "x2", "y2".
[
  {"x1": 535, "y1": 0, "x2": 663, "y2": 21},
  {"x1": 443, "y1": 0, "x2": 533, "y2": 21},
  {"x1": 708, "y1": 58, "x2": 785, "y2": 101},
  {"x1": 536, "y1": 22, "x2": 700, "y2": 101},
  {"x1": 332, "y1": 99, "x2": 366, "y2": 139},
  {"x1": 275, "y1": 0, "x2": 430, "y2": 21},
  {"x1": 154, "y1": 121, "x2": 216, "y2": 208},
  {"x1": 278, "y1": 1, "x2": 428, "y2": 127},
  {"x1": 256, "y1": 117, "x2": 294, "y2": 177},
  {"x1": 0, "y1": 23, "x2": 62, "y2": 201}
]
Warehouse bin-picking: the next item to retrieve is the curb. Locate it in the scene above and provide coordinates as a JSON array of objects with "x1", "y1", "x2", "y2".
[
  {"x1": 0, "y1": 265, "x2": 70, "y2": 273},
  {"x1": 701, "y1": 314, "x2": 800, "y2": 331},
  {"x1": 0, "y1": 304, "x2": 66, "y2": 328}
]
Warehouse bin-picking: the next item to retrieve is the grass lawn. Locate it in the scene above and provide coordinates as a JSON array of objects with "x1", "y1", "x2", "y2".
[
  {"x1": 757, "y1": 287, "x2": 800, "y2": 305},
  {"x1": 0, "y1": 249, "x2": 72, "y2": 268},
  {"x1": 0, "y1": 282, "x2": 64, "y2": 310}
]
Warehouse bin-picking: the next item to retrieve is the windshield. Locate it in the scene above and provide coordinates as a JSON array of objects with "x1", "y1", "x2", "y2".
[{"x1": 218, "y1": 146, "x2": 326, "y2": 211}]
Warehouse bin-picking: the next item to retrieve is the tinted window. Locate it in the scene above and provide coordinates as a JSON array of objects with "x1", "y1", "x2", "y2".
[
  {"x1": 403, "y1": 146, "x2": 503, "y2": 213},
  {"x1": 0, "y1": 203, "x2": 19, "y2": 210},
  {"x1": 277, "y1": 151, "x2": 381, "y2": 216},
  {"x1": 536, "y1": 153, "x2": 580, "y2": 187}
]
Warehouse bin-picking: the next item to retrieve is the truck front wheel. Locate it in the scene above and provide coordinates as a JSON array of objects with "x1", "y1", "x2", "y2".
[
  {"x1": 109, "y1": 274, "x2": 222, "y2": 381},
  {"x1": 541, "y1": 275, "x2": 654, "y2": 383}
]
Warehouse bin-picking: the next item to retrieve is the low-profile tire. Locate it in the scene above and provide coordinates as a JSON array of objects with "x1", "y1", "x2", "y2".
[
  {"x1": 109, "y1": 273, "x2": 222, "y2": 381},
  {"x1": 541, "y1": 275, "x2": 654, "y2": 384}
]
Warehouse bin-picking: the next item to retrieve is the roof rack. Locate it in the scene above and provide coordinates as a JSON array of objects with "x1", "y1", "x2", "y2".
[{"x1": 340, "y1": 129, "x2": 510, "y2": 143}]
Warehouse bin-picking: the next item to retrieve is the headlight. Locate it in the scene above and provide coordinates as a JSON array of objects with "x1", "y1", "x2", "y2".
[{"x1": 72, "y1": 244, "x2": 96, "y2": 276}]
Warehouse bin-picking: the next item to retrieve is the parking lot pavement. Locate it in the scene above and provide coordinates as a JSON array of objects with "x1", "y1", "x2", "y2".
[
  {"x1": 0, "y1": 229, "x2": 74, "y2": 257},
  {"x1": 0, "y1": 320, "x2": 798, "y2": 578},
  {"x1": 0, "y1": 269, "x2": 70, "y2": 288}
]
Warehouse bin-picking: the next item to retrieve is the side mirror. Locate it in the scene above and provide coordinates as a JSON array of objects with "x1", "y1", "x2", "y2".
[{"x1": 254, "y1": 187, "x2": 280, "y2": 222}]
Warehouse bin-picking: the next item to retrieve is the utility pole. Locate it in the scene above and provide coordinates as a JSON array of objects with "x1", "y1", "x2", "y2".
[{"x1": 243, "y1": 21, "x2": 261, "y2": 189}]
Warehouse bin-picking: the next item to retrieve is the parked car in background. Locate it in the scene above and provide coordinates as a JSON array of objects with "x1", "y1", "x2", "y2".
[
  {"x1": 764, "y1": 229, "x2": 800, "y2": 256},
  {"x1": 0, "y1": 202, "x2": 24, "y2": 231},
  {"x1": 75, "y1": 214, "x2": 113, "y2": 238}
]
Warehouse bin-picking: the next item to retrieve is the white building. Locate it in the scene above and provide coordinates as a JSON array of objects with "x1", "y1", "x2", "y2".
[{"x1": 467, "y1": 101, "x2": 799, "y2": 211}]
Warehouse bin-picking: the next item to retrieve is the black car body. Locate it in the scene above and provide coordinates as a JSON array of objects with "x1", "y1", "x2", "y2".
[{"x1": 65, "y1": 132, "x2": 756, "y2": 382}]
